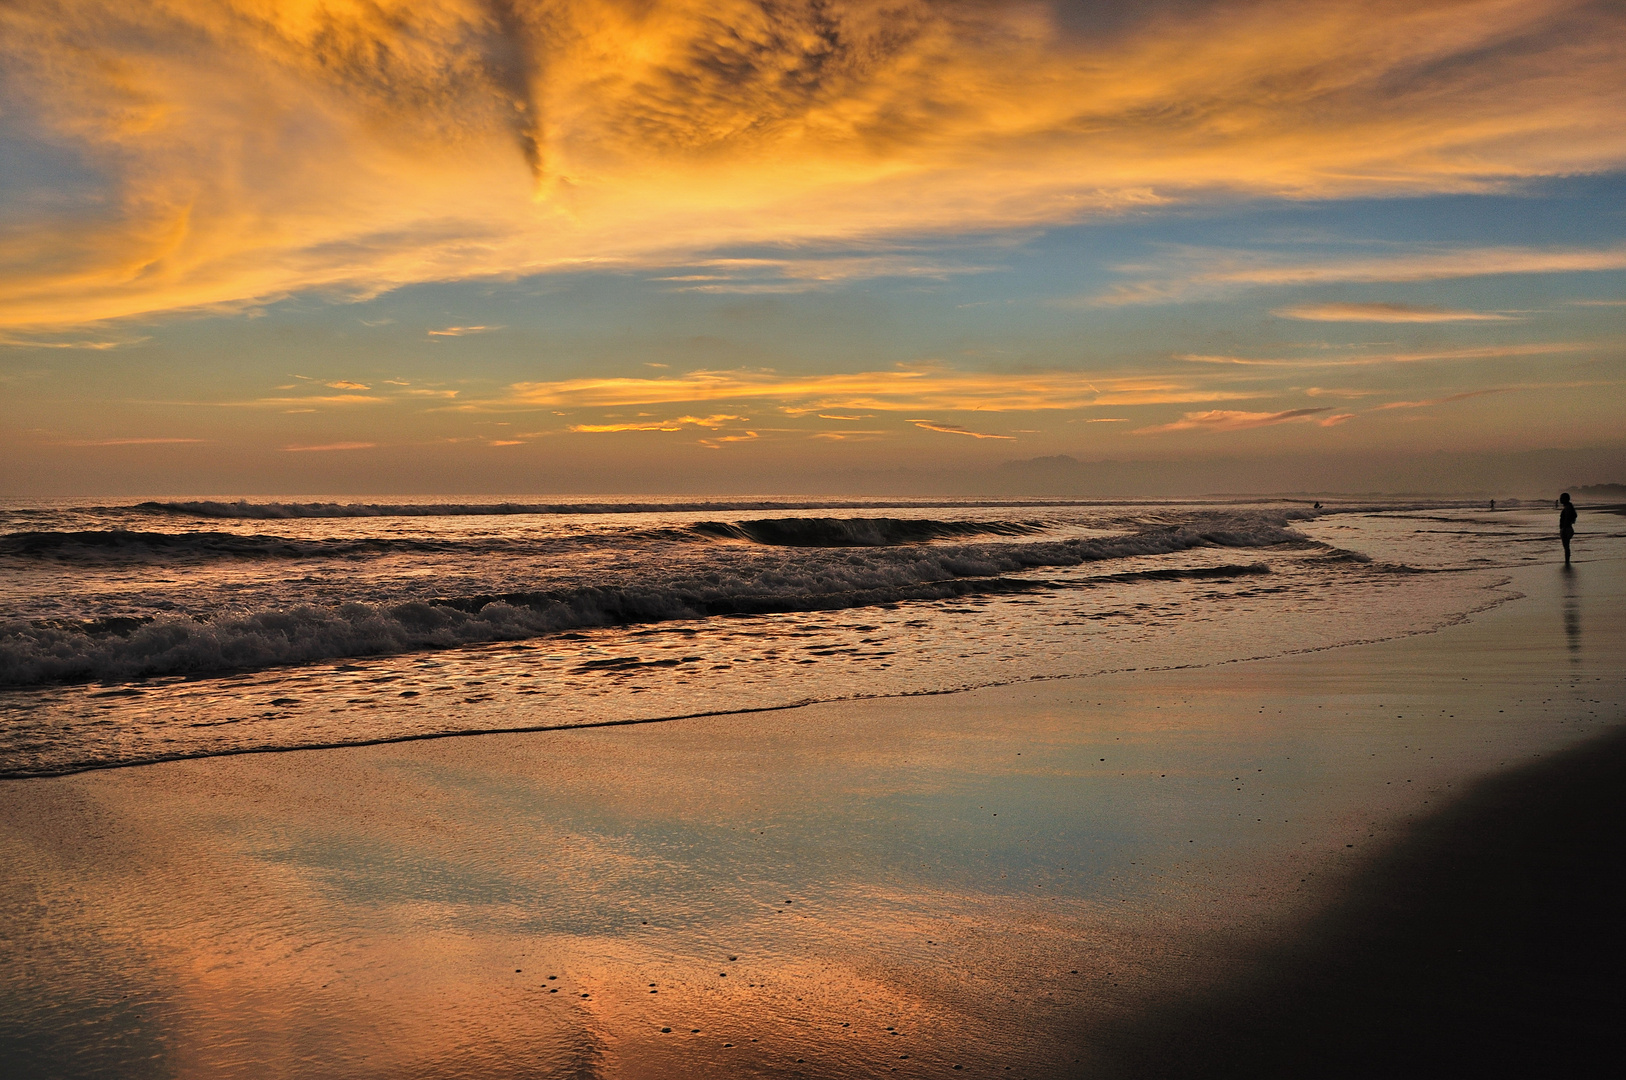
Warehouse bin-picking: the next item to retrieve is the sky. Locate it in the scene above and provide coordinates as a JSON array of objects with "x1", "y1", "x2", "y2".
[{"x1": 2, "y1": 0, "x2": 1623, "y2": 497}]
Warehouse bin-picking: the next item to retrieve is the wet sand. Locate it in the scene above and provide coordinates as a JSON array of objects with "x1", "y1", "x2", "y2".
[{"x1": 2, "y1": 555, "x2": 1622, "y2": 1078}]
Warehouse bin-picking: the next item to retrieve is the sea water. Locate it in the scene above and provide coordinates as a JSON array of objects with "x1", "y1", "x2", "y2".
[{"x1": 0, "y1": 496, "x2": 1573, "y2": 777}]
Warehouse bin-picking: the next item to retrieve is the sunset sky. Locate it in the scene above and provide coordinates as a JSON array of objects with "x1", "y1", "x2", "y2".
[{"x1": 3, "y1": 0, "x2": 1623, "y2": 495}]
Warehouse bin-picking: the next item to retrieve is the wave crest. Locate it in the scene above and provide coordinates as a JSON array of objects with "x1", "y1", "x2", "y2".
[
  {"x1": 688, "y1": 517, "x2": 1045, "y2": 546},
  {"x1": 0, "y1": 517, "x2": 1300, "y2": 686}
]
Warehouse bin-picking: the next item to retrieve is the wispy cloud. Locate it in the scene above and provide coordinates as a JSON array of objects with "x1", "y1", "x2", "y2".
[
  {"x1": 1174, "y1": 343, "x2": 1584, "y2": 369},
  {"x1": 57, "y1": 437, "x2": 205, "y2": 446},
  {"x1": 1373, "y1": 388, "x2": 1511, "y2": 410},
  {"x1": 249, "y1": 395, "x2": 386, "y2": 407},
  {"x1": 0, "y1": 333, "x2": 149, "y2": 350},
  {"x1": 428, "y1": 326, "x2": 500, "y2": 337},
  {"x1": 569, "y1": 421, "x2": 685, "y2": 433},
  {"x1": 5, "y1": 1, "x2": 1623, "y2": 328},
  {"x1": 1104, "y1": 244, "x2": 1626, "y2": 304},
  {"x1": 698, "y1": 431, "x2": 760, "y2": 449},
  {"x1": 1134, "y1": 407, "x2": 1346, "y2": 434},
  {"x1": 568, "y1": 413, "x2": 747, "y2": 433},
  {"x1": 1273, "y1": 302, "x2": 1519, "y2": 323},
  {"x1": 656, "y1": 255, "x2": 995, "y2": 293},
  {"x1": 907, "y1": 420, "x2": 1014, "y2": 440},
  {"x1": 505, "y1": 366, "x2": 1252, "y2": 413}
]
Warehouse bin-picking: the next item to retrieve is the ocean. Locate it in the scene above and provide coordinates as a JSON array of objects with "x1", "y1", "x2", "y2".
[{"x1": 0, "y1": 496, "x2": 1557, "y2": 779}]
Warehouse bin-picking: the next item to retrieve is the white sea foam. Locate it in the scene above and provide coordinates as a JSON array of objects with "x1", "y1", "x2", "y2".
[{"x1": 0, "y1": 516, "x2": 1304, "y2": 686}]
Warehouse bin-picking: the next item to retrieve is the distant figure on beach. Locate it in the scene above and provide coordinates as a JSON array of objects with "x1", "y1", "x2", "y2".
[
  {"x1": 1312, "y1": 501, "x2": 1322, "y2": 510},
  {"x1": 1490, "y1": 499, "x2": 1495, "y2": 511},
  {"x1": 1559, "y1": 492, "x2": 1577, "y2": 565}
]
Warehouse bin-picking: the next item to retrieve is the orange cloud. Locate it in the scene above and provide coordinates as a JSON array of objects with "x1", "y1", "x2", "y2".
[
  {"x1": 506, "y1": 367, "x2": 1250, "y2": 413},
  {"x1": 0, "y1": 333, "x2": 148, "y2": 349},
  {"x1": 907, "y1": 420, "x2": 1014, "y2": 440},
  {"x1": 249, "y1": 395, "x2": 387, "y2": 406},
  {"x1": 57, "y1": 437, "x2": 205, "y2": 446},
  {"x1": 568, "y1": 413, "x2": 747, "y2": 433},
  {"x1": 1104, "y1": 244, "x2": 1626, "y2": 304},
  {"x1": 698, "y1": 431, "x2": 760, "y2": 449},
  {"x1": 1134, "y1": 407, "x2": 1338, "y2": 434},
  {"x1": 1273, "y1": 303, "x2": 1519, "y2": 323},
  {"x1": 569, "y1": 421, "x2": 685, "y2": 433},
  {"x1": 1174, "y1": 343, "x2": 1584, "y2": 368},
  {"x1": 4, "y1": 0, "x2": 1623, "y2": 328},
  {"x1": 428, "y1": 326, "x2": 500, "y2": 337}
]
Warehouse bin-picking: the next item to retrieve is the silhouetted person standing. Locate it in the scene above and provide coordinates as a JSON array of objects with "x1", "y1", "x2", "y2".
[{"x1": 1559, "y1": 492, "x2": 1577, "y2": 565}]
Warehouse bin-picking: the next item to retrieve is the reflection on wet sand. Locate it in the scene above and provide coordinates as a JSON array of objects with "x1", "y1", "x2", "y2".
[
  {"x1": 1563, "y1": 565, "x2": 1581, "y2": 658},
  {"x1": 1, "y1": 559, "x2": 1622, "y2": 1077}
]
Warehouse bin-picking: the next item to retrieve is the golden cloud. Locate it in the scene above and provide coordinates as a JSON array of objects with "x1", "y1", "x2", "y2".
[
  {"x1": 1174, "y1": 343, "x2": 1585, "y2": 368},
  {"x1": 505, "y1": 366, "x2": 1252, "y2": 412},
  {"x1": 698, "y1": 431, "x2": 760, "y2": 448},
  {"x1": 1134, "y1": 407, "x2": 1343, "y2": 433},
  {"x1": 0, "y1": 333, "x2": 149, "y2": 350},
  {"x1": 3, "y1": 0, "x2": 1623, "y2": 328},
  {"x1": 907, "y1": 420, "x2": 1014, "y2": 440},
  {"x1": 57, "y1": 437, "x2": 206, "y2": 446},
  {"x1": 1273, "y1": 303, "x2": 1519, "y2": 323},
  {"x1": 570, "y1": 421, "x2": 685, "y2": 432},
  {"x1": 568, "y1": 413, "x2": 747, "y2": 432},
  {"x1": 249, "y1": 395, "x2": 387, "y2": 406},
  {"x1": 427, "y1": 326, "x2": 500, "y2": 337}
]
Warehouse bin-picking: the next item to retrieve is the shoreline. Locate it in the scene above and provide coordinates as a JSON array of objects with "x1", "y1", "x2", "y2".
[
  {"x1": 0, "y1": 567, "x2": 1523, "y2": 782},
  {"x1": 2, "y1": 555, "x2": 1621, "y2": 1077}
]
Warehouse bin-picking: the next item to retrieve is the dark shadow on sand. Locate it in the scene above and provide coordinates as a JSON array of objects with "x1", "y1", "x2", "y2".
[{"x1": 1087, "y1": 720, "x2": 1626, "y2": 1079}]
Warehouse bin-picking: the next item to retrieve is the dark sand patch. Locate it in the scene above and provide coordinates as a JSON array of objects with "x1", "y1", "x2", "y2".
[{"x1": 1092, "y1": 721, "x2": 1626, "y2": 1079}]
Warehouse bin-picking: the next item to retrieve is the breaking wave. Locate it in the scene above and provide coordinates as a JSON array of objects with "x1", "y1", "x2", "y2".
[
  {"x1": 0, "y1": 518, "x2": 1300, "y2": 686},
  {"x1": 688, "y1": 517, "x2": 1045, "y2": 546},
  {"x1": 2, "y1": 517, "x2": 1051, "y2": 565},
  {"x1": 133, "y1": 498, "x2": 1082, "y2": 520}
]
